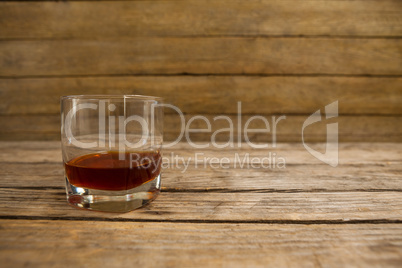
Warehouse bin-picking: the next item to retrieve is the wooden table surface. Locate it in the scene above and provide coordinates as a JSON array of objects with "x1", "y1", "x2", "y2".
[{"x1": 1, "y1": 141, "x2": 401, "y2": 267}]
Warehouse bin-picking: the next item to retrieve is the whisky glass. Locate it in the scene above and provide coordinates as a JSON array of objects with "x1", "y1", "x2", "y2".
[{"x1": 61, "y1": 95, "x2": 163, "y2": 212}]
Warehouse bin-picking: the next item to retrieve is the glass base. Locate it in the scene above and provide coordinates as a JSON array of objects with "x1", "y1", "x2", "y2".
[{"x1": 65, "y1": 174, "x2": 161, "y2": 213}]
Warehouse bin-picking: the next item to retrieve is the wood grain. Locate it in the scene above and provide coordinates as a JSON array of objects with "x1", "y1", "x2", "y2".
[
  {"x1": 0, "y1": 141, "x2": 400, "y2": 222},
  {"x1": 1, "y1": 1, "x2": 401, "y2": 143},
  {"x1": 1, "y1": 145, "x2": 401, "y2": 191},
  {"x1": 1, "y1": 1, "x2": 402, "y2": 39},
  {"x1": 1, "y1": 76, "x2": 401, "y2": 115},
  {"x1": 1, "y1": 38, "x2": 401, "y2": 77},
  {"x1": 1, "y1": 114, "x2": 401, "y2": 142},
  {"x1": 1, "y1": 142, "x2": 401, "y2": 192},
  {"x1": 1, "y1": 220, "x2": 401, "y2": 267},
  {"x1": 1, "y1": 141, "x2": 401, "y2": 164},
  {"x1": 1, "y1": 1, "x2": 401, "y2": 266},
  {"x1": 2, "y1": 163, "x2": 401, "y2": 192},
  {"x1": 0, "y1": 141, "x2": 400, "y2": 266},
  {"x1": 0, "y1": 188, "x2": 401, "y2": 221}
]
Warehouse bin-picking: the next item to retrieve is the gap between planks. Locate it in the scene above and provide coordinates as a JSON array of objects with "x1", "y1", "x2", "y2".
[
  {"x1": 1, "y1": 186, "x2": 402, "y2": 194},
  {"x1": 2, "y1": 73, "x2": 402, "y2": 79},
  {"x1": 0, "y1": 215, "x2": 401, "y2": 225},
  {"x1": 1, "y1": 36, "x2": 402, "y2": 42}
]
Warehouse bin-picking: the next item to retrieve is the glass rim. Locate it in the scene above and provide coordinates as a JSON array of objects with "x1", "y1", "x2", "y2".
[{"x1": 61, "y1": 94, "x2": 163, "y2": 102}]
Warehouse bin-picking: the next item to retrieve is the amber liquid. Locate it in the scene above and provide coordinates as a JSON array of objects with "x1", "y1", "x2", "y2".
[{"x1": 65, "y1": 151, "x2": 161, "y2": 191}]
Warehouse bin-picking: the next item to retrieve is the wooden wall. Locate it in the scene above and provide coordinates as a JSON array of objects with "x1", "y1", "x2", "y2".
[{"x1": 0, "y1": 0, "x2": 401, "y2": 142}]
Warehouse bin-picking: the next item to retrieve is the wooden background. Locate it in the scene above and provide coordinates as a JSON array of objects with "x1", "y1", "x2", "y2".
[{"x1": 0, "y1": 0, "x2": 401, "y2": 142}]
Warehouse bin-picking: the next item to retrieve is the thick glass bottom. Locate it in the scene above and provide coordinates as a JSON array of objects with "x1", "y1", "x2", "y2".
[{"x1": 65, "y1": 174, "x2": 161, "y2": 213}]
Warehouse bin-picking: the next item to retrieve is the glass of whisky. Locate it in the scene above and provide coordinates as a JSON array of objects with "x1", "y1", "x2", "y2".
[{"x1": 61, "y1": 95, "x2": 163, "y2": 212}]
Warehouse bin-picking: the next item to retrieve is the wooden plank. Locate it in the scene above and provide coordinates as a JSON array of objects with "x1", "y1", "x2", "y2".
[
  {"x1": 0, "y1": 188, "x2": 401, "y2": 221},
  {"x1": 1, "y1": 141, "x2": 401, "y2": 188},
  {"x1": 0, "y1": 141, "x2": 400, "y2": 191},
  {"x1": 1, "y1": 114, "x2": 401, "y2": 142},
  {"x1": 1, "y1": 220, "x2": 401, "y2": 267},
  {"x1": 1, "y1": 1, "x2": 402, "y2": 38},
  {"x1": 1, "y1": 163, "x2": 401, "y2": 191},
  {"x1": 0, "y1": 132, "x2": 61, "y2": 141},
  {"x1": 1, "y1": 38, "x2": 401, "y2": 76},
  {"x1": 1, "y1": 76, "x2": 401, "y2": 115},
  {"x1": 0, "y1": 141, "x2": 401, "y2": 164}
]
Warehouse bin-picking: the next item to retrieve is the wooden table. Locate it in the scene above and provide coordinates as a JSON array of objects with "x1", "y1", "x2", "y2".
[{"x1": 1, "y1": 141, "x2": 401, "y2": 267}]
